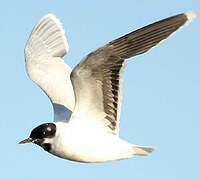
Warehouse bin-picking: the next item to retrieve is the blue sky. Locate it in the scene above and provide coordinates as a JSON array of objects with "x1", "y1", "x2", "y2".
[{"x1": 1, "y1": 0, "x2": 199, "y2": 179}]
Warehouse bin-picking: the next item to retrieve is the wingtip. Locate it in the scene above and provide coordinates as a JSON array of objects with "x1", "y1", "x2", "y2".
[
  {"x1": 31, "y1": 13, "x2": 69, "y2": 56},
  {"x1": 42, "y1": 14, "x2": 69, "y2": 53},
  {"x1": 43, "y1": 13, "x2": 56, "y2": 18},
  {"x1": 184, "y1": 11, "x2": 197, "y2": 24}
]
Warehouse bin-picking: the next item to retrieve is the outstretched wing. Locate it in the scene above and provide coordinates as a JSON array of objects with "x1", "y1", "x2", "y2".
[
  {"x1": 70, "y1": 12, "x2": 196, "y2": 135},
  {"x1": 25, "y1": 14, "x2": 75, "y2": 122}
]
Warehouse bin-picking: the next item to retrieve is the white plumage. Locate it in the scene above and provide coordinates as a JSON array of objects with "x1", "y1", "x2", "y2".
[{"x1": 25, "y1": 14, "x2": 74, "y2": 122}]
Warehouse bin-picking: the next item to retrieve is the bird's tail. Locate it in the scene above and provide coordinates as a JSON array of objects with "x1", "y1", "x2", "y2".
[{"x1": 132, "y1": 145, "x2": 155, "y2": 156}]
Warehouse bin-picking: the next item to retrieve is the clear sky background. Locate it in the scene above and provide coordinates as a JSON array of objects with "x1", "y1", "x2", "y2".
[{"x1": 0, "y1": 0, "x2": 199, "y2": 180}]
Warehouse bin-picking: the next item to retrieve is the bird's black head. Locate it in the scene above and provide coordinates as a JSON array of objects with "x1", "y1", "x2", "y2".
[
  {"x1": 30, "y1": 123, "x2": 56, "y2": 140},
  {"x1": 19, "y1": 123, "x2": 56, "y2": 152}
]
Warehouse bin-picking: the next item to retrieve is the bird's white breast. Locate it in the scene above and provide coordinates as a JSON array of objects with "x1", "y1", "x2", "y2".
[{"x1": 49, "y1": 122, "x2": 133, "y2": 163}]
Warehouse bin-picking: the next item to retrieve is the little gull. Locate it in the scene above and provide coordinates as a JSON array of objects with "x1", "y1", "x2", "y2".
[{"x1": 19, "y1": 12, "x2": 196, "y2": 162}]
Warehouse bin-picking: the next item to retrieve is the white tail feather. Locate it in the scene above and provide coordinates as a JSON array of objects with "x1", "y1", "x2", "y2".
[{"x1": 132, "y1": 145, "x2": 155, "y2": 156}]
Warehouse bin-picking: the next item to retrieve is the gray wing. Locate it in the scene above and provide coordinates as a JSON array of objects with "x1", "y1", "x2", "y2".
[
  {"x1": 70, "y1": 12, "x2": 196, "y2": 135},
  {"x1": 25, "y1": 14, "x2": 75, "y2": 122}
]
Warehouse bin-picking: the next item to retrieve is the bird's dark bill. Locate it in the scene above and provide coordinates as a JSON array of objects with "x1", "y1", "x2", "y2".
[{"x1": 19, "y1": 138, "x2": 33, "y2": 144}]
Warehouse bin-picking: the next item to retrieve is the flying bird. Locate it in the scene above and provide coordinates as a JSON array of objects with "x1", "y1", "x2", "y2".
[{"x1": 19, "y1": 12, "x2": 196, "y2": 163}]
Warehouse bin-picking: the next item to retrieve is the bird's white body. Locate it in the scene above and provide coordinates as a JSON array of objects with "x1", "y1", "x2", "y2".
[
  {"x1": 49, "y1": 122, "x2": 134, "y2": 162},
  {"x1": 21, "y1": 12, "x2": 196, "y2": 163}
]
